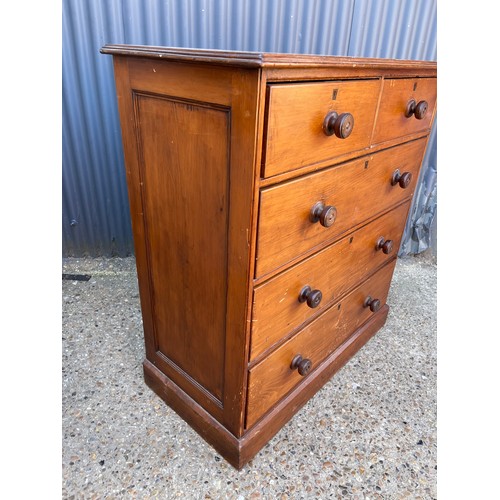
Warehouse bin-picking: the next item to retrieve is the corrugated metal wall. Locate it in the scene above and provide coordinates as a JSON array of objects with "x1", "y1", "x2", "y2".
[{"x1": 63, "y1": 0, "x2": 437, "y2": 256}]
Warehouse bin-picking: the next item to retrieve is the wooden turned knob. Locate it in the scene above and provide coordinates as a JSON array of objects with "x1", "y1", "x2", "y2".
[
  {"x1": 391, "y1": 169, "x2": 412, "y2": 189},
  {"x1": 405, "y1": 99, "x2": 429, "y2": 120},
  {"x1": 364, "y1": 296, "x2": 381, "y2": 313},
  {"x1": 414, "y1": 101, "x2": 428, "y2": 119},
  {"x1": 323, "y1": 111, "x2": 354, "y2": 138},
  {"x1": 291, "y1": 354, "x2": 313, "y2": 376},
  {"x1": 376, "y1": 237, "x2": 394, "y2": 255},
  {"x1": 310, "y1": 202, "x2": 337, "y2": 227},
  {"x1": 298, "y1": 285, "x2": 323, "y2": 308}
]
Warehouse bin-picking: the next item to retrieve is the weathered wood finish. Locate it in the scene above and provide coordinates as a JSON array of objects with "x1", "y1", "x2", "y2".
[
  {"x1": 144, "y1": 303, "x2": 389, "y2": 469},
  {"x1": 111, "y1": 55, "x2": 261, "y2": 434},
  {"x1": 103, "y1": 45, "x2": 436, "y2": 469},
  {"x1": 136, "y1": 94, "x2": 229, "y2": 403},
  {"x1": 264, "y1": 80, "x2": 381, "y2": 177},
  {"x1": 258, "y1": 129, "x2": 430, "y2": 188},
  {"x1": 373, "y1": 78, "x2": 437, "y2": 144},
  {"x1": 256, "y1": 138, "x2": 427, "y2": 278},
  {"x1": 102, "y1": 45, "x2": 437, "y2": 76},
  {"x1": 246, "y1": 260, "x2": 396, "y2": 428},
  {"x1": 250, "y1": 200, "x2": 410, "y2": 361}
]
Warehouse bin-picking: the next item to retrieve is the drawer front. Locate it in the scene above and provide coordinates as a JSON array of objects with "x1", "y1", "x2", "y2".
[
  {"x1": 250, "y1": 200, "x2": 410, "y2": 361},
  {"x1": 373, "y1": 78, "x2": 437, "y2": 144},
  {"x1": 263, "y1": 80, "x2": 381, "y2": 178},
  {"x1": 246, "y1": 260, "x2": 396, "y2": 428},
  {"x1": 256, "y1": 138, "x2": 427, "y2": 278}
]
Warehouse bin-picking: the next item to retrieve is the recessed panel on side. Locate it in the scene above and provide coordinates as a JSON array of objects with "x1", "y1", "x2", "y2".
[{"x1": 135, "y1": 94, "x2": 229, "y2": 402}]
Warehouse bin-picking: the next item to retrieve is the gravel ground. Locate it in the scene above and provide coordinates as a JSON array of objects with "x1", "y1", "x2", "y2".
[{"x1": 62, "y1": 253, "x2": 436, "y2": 499}]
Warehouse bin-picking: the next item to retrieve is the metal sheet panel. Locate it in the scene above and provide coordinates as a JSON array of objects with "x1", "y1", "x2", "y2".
[
  {"x1": 348, "y1": 0, "x2": 437, "y2": 255},
  {"x1": 62, "y1": 0, "x2": 437, "y2": 256}
]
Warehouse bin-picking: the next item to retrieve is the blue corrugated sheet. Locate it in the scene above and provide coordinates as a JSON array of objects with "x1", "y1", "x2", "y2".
[{"x1": 63, "y1": 0, "x2": 437, "y2": 256}]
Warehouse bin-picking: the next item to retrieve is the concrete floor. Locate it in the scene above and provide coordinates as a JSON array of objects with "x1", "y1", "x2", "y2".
[{"x1": 62, "y1": 253, "x2": 436, "y2": 499}]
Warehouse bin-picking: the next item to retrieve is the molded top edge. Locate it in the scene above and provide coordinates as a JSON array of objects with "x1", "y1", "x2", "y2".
[{"x1": 100, "y1": 44, "x2": 437, "y2": 72}]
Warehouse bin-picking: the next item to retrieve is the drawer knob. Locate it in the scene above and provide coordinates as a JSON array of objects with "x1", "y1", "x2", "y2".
[
  {"x1": 364, "y1": 296, "x2": 381, "y2": 313},
  {"x1": 376, "y1": 237, "x2": 394, "y2": 255},
  {"x1": 323, "y1": 111, "x2": 354, "y2": 138},
  {"x1": 298, "y1": 285, "x2": 323, "y2": 308},
  {"x1": 310, "y1": 201, "x2": 337, "y2": 227},
  {"x1": 405, "y1": 99, "x2": 429, "y2": 120},
  {"x1": 391, "y1": 169, "x2": 412, "y2": 189},
  {"x1": 291, "y1": 354, "x2": 313, "y2": 377}
]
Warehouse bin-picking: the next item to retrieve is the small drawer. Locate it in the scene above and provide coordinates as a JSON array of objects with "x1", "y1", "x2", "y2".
[
  {"x1": 246, "y1": 260, "x2": 396, "y2": 428},
  {"x1": 372, "y1": 78, "x2": 437, "y2": 144},
  {"x1": 263, "y1": 80, "x2": 381, "y2": 178},
  {"x1": 256, "y1": 138, "x2": 427, "y2": 278},
  {"x1": 250, "y1": 201, "x2": 410, "y2": 361}
]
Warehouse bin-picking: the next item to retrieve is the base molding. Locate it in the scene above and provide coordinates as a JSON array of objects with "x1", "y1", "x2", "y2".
[
  {"x1": 143, "y1": 305, "x2": 389, "y2": 469},
  {"x1": 143, "y1": 359, "x2": 242, "y2": 468}
]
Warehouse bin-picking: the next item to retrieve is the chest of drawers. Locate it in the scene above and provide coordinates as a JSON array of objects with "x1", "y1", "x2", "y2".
[{"x1": 101, "y1": 45, "x2": 437, "y2": 469}]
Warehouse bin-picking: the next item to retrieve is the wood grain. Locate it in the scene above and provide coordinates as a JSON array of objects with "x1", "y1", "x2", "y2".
[
  {"x1": 106, "y1": 47, "x2": 437, "y2": 467},
  {"x1": 263, "y1": 80, "x2": 381, "y2": 177},
  {"x1": 102, "y1": 45, "x2": 437, "y2": 76},
  {"x1": 143, "y1": 360, "x2": 243, "y2": 468},
  {"x1": 246, "y1": 260, "x2": 396, "y2": 428},
  {"x1": 372, "y1": 78, "x2": 437, "y2": 144},
  {"x1": 220, "y1": 68, "x2": 262, "y2": 436},
  {"x1": 111, "y1": 56, "x2": 159, "y2": 368},
  {"x1": 144, "y1": 303, "x2": 389, "y2": 469},
  {"x1": 256, "y1": 138, "x2": 427, "y2": 278},
  {"x1": 259, "y1": 130, "x2": 429, "y2": 187},
  {"x1": 136, "y1": 94, "x2": 229, "y2": 402},
  {"x1": 240, "y1": 304, "x2": 389, "y2": 461},
  {"x1": 250, "y1": 200, "x2": 410, "y2": 361},
  {"x1": 112, "y1": 56, "x2": 261, "y2": 435}
]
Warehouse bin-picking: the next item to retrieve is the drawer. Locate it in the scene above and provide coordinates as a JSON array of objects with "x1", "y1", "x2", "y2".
[
  {"x1": 263, "y1": 80, "x2": 381, "y2": 178},
  {"x1": 256, "y1": 138, "x2": 427, "y2": 278},
  {"x1": 250, "y1": 201, "x2": 410, "y2": 361},
  {"x1": 372, "y1": 78, "x2": 437, "y2": 144},
  {"x1": 246, "y1": 260, "x2": 396, "y2": 428}
]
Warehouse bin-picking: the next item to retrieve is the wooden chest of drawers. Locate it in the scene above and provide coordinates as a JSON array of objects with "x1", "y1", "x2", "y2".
[{"x1": 101, "y1": 45, "x2": 437, "y2": 469}]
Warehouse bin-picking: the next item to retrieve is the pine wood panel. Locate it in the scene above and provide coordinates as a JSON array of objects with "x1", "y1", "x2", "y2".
[
  {"x1": 136, "y1": 94, "x2": 229, "y2": 402},
  {"x1": 259, "y1": 129, "x2": 429, "y2": 189},
  {"x1": 102, "y1": 45, "x2": 438, "y2": 77},
  {"x1": 250, "y1": 200, "x2": 410, "y2": 361},
  {"x1": 263, "y1": 80, "x2": 381, "y2": 178},
  {"x1": 246, "y1": 260, "x2": 396, "y2": 428},
  {"x1": 112, "y1": 56, "x2": 261, "y2": 435},
  {"x1": 105, "y1": 46, "x2": 437, "y2": 468},
  {"x1": 373, "y1": 78, "x2": 437, "y2": 144},
  {"x1": 241, "y1": 305, "x2": 389, "y2": 460},
  {"x1": 256, "y1": 138, "x2": 428, "y2": 278}
]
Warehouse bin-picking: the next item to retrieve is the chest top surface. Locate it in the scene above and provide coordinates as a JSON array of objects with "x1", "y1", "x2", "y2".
[{"x1": 101, "y1": 44, "x2": 436, "y2": 74}]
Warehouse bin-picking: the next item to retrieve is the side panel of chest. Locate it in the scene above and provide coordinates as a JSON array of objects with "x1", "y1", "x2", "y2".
[
  {"x1": 103, "y1": 45, "x2": 437, "y2": 469},
  {"x1": 112, "y1": 57, "x2": 261, "y2": 435},
  {"x1": 135, "y1": 94, "x2": 230, "y2": 403}
]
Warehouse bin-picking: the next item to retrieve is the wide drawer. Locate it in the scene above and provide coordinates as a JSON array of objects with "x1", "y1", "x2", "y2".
[
  {"x1": 373, "y1": 78, "x2": 437, "y2": 144},
  {"x1": 256, "y1": 138, "x2": 427, "y2": 278},
  {"x1": 246, "y1": 260, "x2": 396, "y2": 428},
  {"x1": 263, "y1": 80, "x2": 381, "y2": 178},
  {"x1": 250, "y1": 200, "x2": 410, "y2": 361}
]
